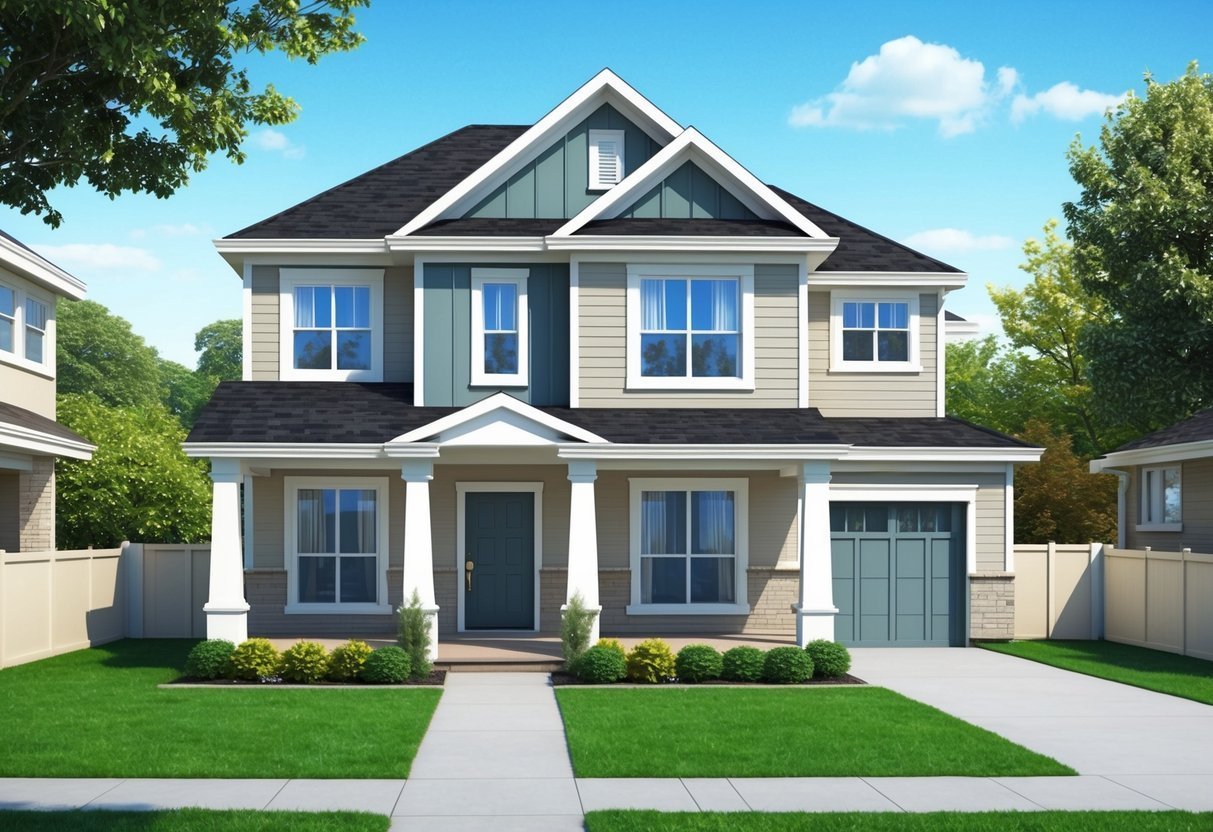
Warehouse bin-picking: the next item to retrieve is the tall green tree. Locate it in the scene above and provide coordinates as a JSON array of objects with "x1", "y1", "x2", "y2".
[
  {"x1": 158, "y1": 358, "x2": 215, "y2": 428},
  {"x1": 0, "y1": 1, "x2": 368, "y2": 226},
  {"x1": 194, "y1": 319, "x2": 242, "y2": 382},
  {"x1": 1065, "y1": 63, "x2": 1213, "y2": 430},
  {"x1": 946, "y1": 335, "x2": 1065, "y2": 437},
  {"x1": 57, "y1": 299, "x2": 162, "y2": 408}
]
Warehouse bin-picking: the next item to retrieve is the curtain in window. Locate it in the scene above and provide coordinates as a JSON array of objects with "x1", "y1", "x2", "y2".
[
  {"x1": 690, "y1": 557, "x2": 735, "y2": 603},
  {"x1": 338, "y1": 489, "x2": 377, "y2": 554},
  {"x1": 297, "y1": 489, "x2": 333, "y2": 553},
  {"x1": 691, "y1": 491, "x2": 734, "y2": 554},
  {"x1": 641, "y1": 279, "x2": 667, "y2": 330},
  {"x1": 640, "y1": 491, "x2": 686, "y2": 554},
  {"x1": 709, "y1": 281, "x2": 737, "y2": 331}
]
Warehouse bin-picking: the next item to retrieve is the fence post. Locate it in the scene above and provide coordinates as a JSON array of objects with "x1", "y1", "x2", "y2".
[
  {"x1": 1143, "y1": 547, "x2": 1151, "y2": 647},
  {"x1": 1181, "y1": 548, "x2": 1190, "y2": 657},
  {"x1": 124, "y1": 542, "x2": 144, "y2": 638},
  {"x1": 1089, "y1": 542, "x2": 1104, "y2": 640},
  {"x1": 0, "y1": 549, "x2": 6, "y2": 669},
  {"x1": 1046, "y1": 540, "x2": 1056, "y2": 638}
]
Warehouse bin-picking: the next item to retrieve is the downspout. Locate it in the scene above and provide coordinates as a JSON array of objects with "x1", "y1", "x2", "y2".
[{"x1": 1098, "y1": 467, "x2": 1130, "y2": 549}]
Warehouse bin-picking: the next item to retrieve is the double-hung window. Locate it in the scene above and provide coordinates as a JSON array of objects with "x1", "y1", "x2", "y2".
[
  {"x1": 0, "y1": 285, "x2": 13, "y2": 354},
  {"x1": 1139, "y1": 465, "x2": 1181, "y2": 531},
  {"x1": 471, "y1": 268, "x2": 528, "y2": 386},
  {"x1": 285, "y1": 477, "x2": 390, "y2": 613},
  {"x1": 280, "y1": 269, "x2": 384, "y2": 381},
  {"x1": 831, "y1": 293, "x2": 921, "y2": 371},
  {"x1": 628, "y1": 478, "x2": 749, "y2": 615},
  {"x1": 0, "y1": 280, "x2": 52, "y2": 373},
  {"x1": 626, "y1": 265, "x2": 755, "y2": 390},
  {"x1": 24, "y1": 297, "x2": 47, "y2": 363}
]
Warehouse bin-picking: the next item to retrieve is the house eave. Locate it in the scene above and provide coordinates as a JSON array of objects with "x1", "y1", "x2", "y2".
[
  {"x1": 0, "y1": 236, "x2": 87, "y2": 300},
  {"x1": 1091, "y1": 438, "x2": 1213, "y2": 472},
  {"x1": 809, "y1": 271, "x2": 969, "y2": 289},
  {"x1": 0, "y1": 422, "x2": 95, "y2": 460}
]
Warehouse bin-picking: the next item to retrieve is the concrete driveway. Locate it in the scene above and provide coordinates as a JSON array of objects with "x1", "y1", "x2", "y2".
[{"x1": 851, "y1": 647, "x2": 1213, "y2": 785}]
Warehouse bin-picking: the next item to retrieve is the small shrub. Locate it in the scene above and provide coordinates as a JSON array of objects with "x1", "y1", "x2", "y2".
[
  {"x1": 626, "y1": 638, "x2": 676, "y2": 683},
  {"x1": 596, "y1": 637, "x2": 626, "y2": 658},
  {"x1": 561, "y1": 592, "x2": 596, "y2": 670},
  {"x1": 328, "y1": 639, "x2": 374, "y2": 682},
  {"x1": 574, "y1": 645, "x2": 627, "y2": 683},
  {"x1": 184, "y1": 639, "x2": 234, "y2": 680},
  {"x1": 763, "y1": 646, "x2": 814, "y2": 684},
  {"x1": 675, "y1": 644, "x2": 724, "y2": 683},
  {"x1": 281, "y1": 641, "x2": 330, "y2": 684},
  {"x1": 229, "y1": 638, "x2": 282, "y2": 681},
  {"x1": 361, "y1": 646, "x2": 412, "y2": 684},
  {"x1": 721, "y1": 646, "x2": 765, "y2": 682},
  {"x1": 397, "y1": 590, "x2": 433, "y2": 680},
  {"x1": 805, "y1": 640, "x2": 852, "y2": 678}
]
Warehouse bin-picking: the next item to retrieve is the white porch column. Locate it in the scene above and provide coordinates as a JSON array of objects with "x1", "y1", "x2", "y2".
[
  {"x1": 401, "y1": 460, "x2": 439, "y2": 661},
  {"x1": 204, "y1": 458, "x2": 250, "y2": 642},
  {"x1": 793, "y1": 460, "x2": 836, "y2": 646},
  {"x1": 564, "y1": 460, "x2": 602, "y2": 642}
]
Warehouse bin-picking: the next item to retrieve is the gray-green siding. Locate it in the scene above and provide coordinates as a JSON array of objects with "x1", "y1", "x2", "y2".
[
  {"x1": 1126, "y1": 458, "x2": 1213, "y2": 554},
  {"x1": 467, "y1": 104, "x2": 660, "y2": 219},
  {"x1": 621, "y1": 160, "x2": 759, "y2": 220},
  {"x1": 422, "y1": 263, "x2": 569, "y2": 406}
]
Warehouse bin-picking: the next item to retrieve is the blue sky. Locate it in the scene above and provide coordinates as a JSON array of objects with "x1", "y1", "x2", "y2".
[{"x1": 1, "y1": 0, "x2": 1209, "y2": 367}]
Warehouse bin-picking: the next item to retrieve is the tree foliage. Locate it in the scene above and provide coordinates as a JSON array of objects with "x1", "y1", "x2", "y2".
[
  {"x1": 55, "y1": 393, "x2": 211, "y2": 549},
  {"x1": 57, "y1": 299, "x2": 162, "y2": 408},
  {"x1": 0, "y1": 1, "x2": 369, "y2": 226},
  {"x1": 158, "y1": 357, "x2": 215, "y2": 428},
  {"x1": 1065, "y1": 63, "x2": 1213, "y2": 430},
  {"x1": 194, "y1": 318, "x2": 242, "y2": 382},
  {"x1": 946, "y1": 335, "x2": 1065, "y2": 439},
  {"x1": 1012, "y1": 421, "x2": 1118, "y2": 545}
]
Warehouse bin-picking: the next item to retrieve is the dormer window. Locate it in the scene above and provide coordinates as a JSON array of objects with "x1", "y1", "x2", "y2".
[{"x1": 588, "y1": 129, "x2": 625, "y2": 191}]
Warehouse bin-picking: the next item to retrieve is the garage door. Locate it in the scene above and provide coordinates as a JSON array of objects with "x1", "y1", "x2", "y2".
[{"x1": 831, "y1": 503, "x2": 965, "y2": 646}]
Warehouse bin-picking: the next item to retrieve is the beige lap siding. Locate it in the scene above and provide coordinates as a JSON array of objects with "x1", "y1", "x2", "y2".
[
  {"x1": 576, "y1": 262, "x2": 800, "y2": 407},
  {"x1": 1127, "y1": 458, "x2": 1213, "y2": 554},
  {"x1": 806, "y1": 291, "x2": 938, "y2": 417}
]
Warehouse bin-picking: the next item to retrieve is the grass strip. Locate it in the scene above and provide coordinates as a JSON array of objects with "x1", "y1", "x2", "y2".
[{"x1": 585, "y1": 811, "x2": 1213, "y2": 832}]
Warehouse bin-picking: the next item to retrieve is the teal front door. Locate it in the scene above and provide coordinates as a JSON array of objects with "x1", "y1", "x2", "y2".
[{"x1": 464, "y1": 492, "x2": 535, "y2": 630}]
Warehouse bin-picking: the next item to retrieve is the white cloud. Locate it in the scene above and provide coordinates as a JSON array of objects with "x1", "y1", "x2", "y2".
[
  {"x1": 35, "y1": 243, "x2": 160, "y2": 272},
  {"x1": 251, "y1": 128, "x2": 306, "y2": 160},
  {"x1": 1011, "y1": 82, "x2": 1126, "y2": 123},
  {"x1": 903, "y1": 228, "x2": 1015, "y2": 253},
  {"x1": 788, "y1": 35, "x2": 1016, "y2": 137}
]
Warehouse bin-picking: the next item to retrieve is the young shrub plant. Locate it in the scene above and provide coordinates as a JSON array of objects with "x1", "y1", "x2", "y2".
[
  {"x1": 398, "y1": 590, "x2": 433, "y2": 680},
  {"x1": 721, "y1": 646, "x2": 765, "y2": 682},
  {"x1": 281, "y1": 641, "x2": 330, "y2": 684},
  {"x1": 184, "y1": 639, "x2": 234, "y2": 680},
  {"x1": 626, "y1": 638, "x2": 676, "y2": 683},
  {"x1": 805, "y1": 640, "x2": 852, "y2": 679},
  {"x1": 328, "y1": 639, "x2": 373, "y2": 682},
  {"x1": 561, "y1": 592, "x2": 596, "y2": 670},
  {"x1": 763, "y1": 646, "x2": 814, "y2": 684},
  {"x1": 574, "y1": 645, "x2": 627, "y2": 684},
  {"x1": 362, "y1": 646, "x2": 411, "y2": 684},
  {"x1": 675, "y1": 644, "x2": 723, "y2": 683},
  {"x1": 595, "y1": 637, "x2": 626, "y2": 657},
  {"x1": 229, "y1": 638, "x2": 282, "y2": 681}
]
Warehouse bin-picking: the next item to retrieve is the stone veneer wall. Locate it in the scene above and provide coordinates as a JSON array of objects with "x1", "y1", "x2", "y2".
[
  {"x1": 969, "y1": 572, "x2": 1015, "y2": 640},
  {"x1": 18, "y1": 457, "x2": 55, "y2": 552}
]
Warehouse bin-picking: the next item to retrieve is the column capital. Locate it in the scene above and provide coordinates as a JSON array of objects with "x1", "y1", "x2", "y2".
[
  {"x1": 209, "y1": 457, "x2": 243, "y2": 484},
  {"x1": 401, "y1": 459, "x2": 435, "y2": 483},
  {"x1": 797, "y1": 460, "x2": 831, "y2": 485},
  {"x1": 567, "y1": 459, "x2": 597, "y2": 483}
]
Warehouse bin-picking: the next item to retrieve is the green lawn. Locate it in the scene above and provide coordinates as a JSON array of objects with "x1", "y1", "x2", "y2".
[
  {"x1": 0, "y1": 640, "x2": 441, "y2": 778},
  {"x1": 0, "y1": 810, "x2": 389, "y2": 831},
  {"x1": 556, "y1": 687, "x2": 1073, "y2": 778},
  {"x1": 980, "y1": 640, "x2": 1213, "y2": 706},
  {"x1": 585, "y1": 812, "x2": 1213, "y2": 832}
]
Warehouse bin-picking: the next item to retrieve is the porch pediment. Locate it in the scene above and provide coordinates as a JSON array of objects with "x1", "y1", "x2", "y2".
[{"x1": 386, "y1": 393, "x2": 607, "y2": 447}]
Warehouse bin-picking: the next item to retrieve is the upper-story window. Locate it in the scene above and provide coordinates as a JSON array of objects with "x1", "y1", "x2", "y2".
[
  {"x1": 279, "y1": 268, "x2": 384, "y2": 381},
  {"x1": 588, "y1": 129, "x2": 625, "y2": 191},
  {"x1": 0, "y1": 285, "x2": 13, "y2": 354},
  {"x1": 626, "y1": 264, "x2": 755, "y2": 391},
  {"x1": 0, "y1": 279, "x2": 52, "y2": 373},
  {"x1": 471, "y1": 268, "x2": 529, "y2": 387},
  {"x1": 1139, "y1": 465, "x2": 1181, "y2": 531},
  {"x1": 830, "y1": 291, "x2": 921, "y2": 372},
  {"x1": 25, "y1": 297, "x2": 47, "y2": 364}
]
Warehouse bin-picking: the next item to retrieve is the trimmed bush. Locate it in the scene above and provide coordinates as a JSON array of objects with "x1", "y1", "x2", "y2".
[
  {"x1": 361, "y1": 646, "x2": 411, "y2": 684},
  {"x1": 397, "y1": 590, "x2": 433, "y2": 680},
  {"x1": 763, "y1": 646, "x2": 814, "y2": 684},
  {"x1": 574, "y1": 645, "x2": 627, "y2": 684},
  {"x1": 229, "y1": 638, "x2": 282, "y2": 681},
  {"x1": 281, "y1": 641, "x2": 330, "y2": 684},
  {"x1": 596, "y1": 637, "x2": 627, "y2": 658},
  {"x1": 721, "y1": 646, "x2": 766, "y2": 682},
  {"x1": 184, "y1": 639, "x2": 234, "y2": 680},
  {"x1": 626, "y1": 638, "x2": 676, "y2": 684},
  {"x1": 805, "y1": 640, "x2": 852, "y2": 678},
  {"x1": 561, "y1": 592, "x2": 596, "y2": 670},
  {"x1": 675, "y1": 644, "x2": 723, "y2": 683},
  {"x1": 328, "y1": 639, "x2": 374, "y2": 682}
]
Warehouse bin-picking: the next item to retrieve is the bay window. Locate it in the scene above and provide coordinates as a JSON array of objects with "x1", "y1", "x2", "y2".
[
  {"x1": 279, "y1": 269, "x2": 384, "y2": 381},
  {"x1": 1139, "y1": 465, "x2": 1181, "y2": 531}
]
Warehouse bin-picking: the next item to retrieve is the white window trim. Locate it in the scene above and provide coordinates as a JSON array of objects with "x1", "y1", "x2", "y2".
[
  {"x1": 829, "y1": 289, "x2": 922, "y2": 373},
  {"x1": 626, "y1": 477, "x2": 750, "y2": 616},
  {"x1": 455, "y1": 481, "x2": 544, "y2": 633},
  {"x1": 279, "y1": 268, "x2": 385, "y2": 381},
  {"x1": 1137, "y1": 464, "x2": 1182, "y2": 532},
  {"x1": 470, "y1": 268, "x2": 529, "y2": 387},
  {"x1": 625, "y1": 264, "x2": 756, "y2": 391},
  {"x1": 283, "y1": 476, "x2": 392, "y2": 614},
  {"x1": 0, "y1": 278, "x2": 55, "y2": 378},
  {"x1": 588, "y1": 128, "x2": 626, "y2": 191}
]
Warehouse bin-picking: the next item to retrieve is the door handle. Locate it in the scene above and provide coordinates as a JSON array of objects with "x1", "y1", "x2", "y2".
[{"x1": 465, "y1": 558, "x2": 474, "y2": 592}]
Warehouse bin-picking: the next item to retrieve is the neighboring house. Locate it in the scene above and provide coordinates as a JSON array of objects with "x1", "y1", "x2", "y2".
[
  {"x1": 187, "y1": 71, "x2": 1040, "y2": 653},
  {"x1": 1090, "y1": 407, "x2": 1213, "y2": 554},
  {"x1": 943, "y1": 310, "x2": 981, "y2": 342},
  {"x1": 0, "y1": 230, "x2": 95, "y2": 553}
]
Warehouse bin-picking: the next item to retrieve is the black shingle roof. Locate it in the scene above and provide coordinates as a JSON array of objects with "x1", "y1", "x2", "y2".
[
  {"x1": 187, "y1": 382, "x2": 1030, "y2": 449},
  {"x1": 0, "y1": 401, "x2": 90, "y2": 446},
  {"x1": 1114, "y1": 407, "x2": 1213, "y2": 452},
  {"x1": 578, "y1": 218, "x2": 805, "y2": 236}
]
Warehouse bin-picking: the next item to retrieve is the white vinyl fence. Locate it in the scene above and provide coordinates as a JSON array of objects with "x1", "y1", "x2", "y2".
[
  {"x1": 1103, "y1": 546, "x2": 1213, "y2": 661},
  {"x1": 1012, "y1": 543, "x2": 1103, "y2": 640}
]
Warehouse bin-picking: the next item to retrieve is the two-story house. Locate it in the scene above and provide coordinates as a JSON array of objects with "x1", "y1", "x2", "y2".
[
  {"x1": 0, "y1": 230, "x2": 95, "y2": 553},
  {"x1": 187, "y1": 71, "x2": 1040, "y2": 654}
]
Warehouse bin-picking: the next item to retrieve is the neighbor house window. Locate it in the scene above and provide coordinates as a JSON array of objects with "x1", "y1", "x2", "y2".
[
  {"x1": 279, "y1": 269, "x2": 384, "y2": 381},
  {"x1": 0, "y1": 285, "x2": 13, "y2": 354},
  {"x1": 831, "y1": 293, "x2": 921, "y2": 371},
  {"x1": 1139, "y1": 466, "x2": 1181, "y2": 530},
  {"x1": 471, "y1": 268, "x2": 528, "y2": 386},
  {"x1": 628, "y1": 478, "x2": 749, "y2": 614},
  {"x1": 285, "y1": 477, "x2": 390, "y2": 613},
  {"x1": 588, "y1": 129, "x2": 625, "y2": 190},
  {"x1": 24, "y1": 297, "x2": 47, "y2": 364},
  {"x1": 626, "y1": 265, "x2": 755, "y2": 390},
  {"x1": 0, "y1": 280, "x2": 52, "y2": 371}
]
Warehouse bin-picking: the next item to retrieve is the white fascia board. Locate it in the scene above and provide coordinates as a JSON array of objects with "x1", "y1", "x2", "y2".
[
  {"x1": 1091, "y1": 439, "x2": 1213, "y2": 471},
  {"x1": 808, "y1": 271, "x2": 969, "y2": 289},
  {"x1": 558, "y1": 444, "x2": 847, "y2": 461},
  {"x1": 212, "y1": 238, "x2": 388, "y2": 255},
  {"x1": 389, "y1": 392, "x2": 608, "y2": 445},
  {"x1": 0, "y1": 237, "x2": 87, "y2": 300},
  {"x1": 844, "y1": 446, "x2": 1044, "y2": 463},
  {"x1": 0, "y1": 422, "x2": 95, "y2": 460},
  {"x1": 544, "y1": 235, "x2": 837, "y2": 253},
  {"x1": 552, "y1": 127, "x2": 830, "y2": 240},
  {"x1": 386, "y1": 236, "x2": 548, "y2": 252},
  {"x1": 394, "y1": 70, "x2": 682, "y2": 238},
  {"x1": 183, "y1": 442, "x2": 397, "y2": 460}
]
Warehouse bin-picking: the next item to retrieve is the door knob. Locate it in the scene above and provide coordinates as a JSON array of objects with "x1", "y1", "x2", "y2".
[{"x1": 465, "y1": 558, "x2": 474, "y2": 592}]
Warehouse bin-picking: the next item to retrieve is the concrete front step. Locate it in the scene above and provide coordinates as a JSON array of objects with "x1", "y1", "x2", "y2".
[{"x1": 438, "y1": 660, "x2": 563, "y2": 673}]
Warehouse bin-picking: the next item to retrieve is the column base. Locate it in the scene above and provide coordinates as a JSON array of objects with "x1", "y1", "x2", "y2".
[
  {"x1": 792, "y1": 604, "x2": 838, "y2": 646},
  {"x1": 560, "y1": 603, "x2": 603, "y2": 645},
  {"x1": 203, "y1": 602, "x2": 250, "y2": 643}
]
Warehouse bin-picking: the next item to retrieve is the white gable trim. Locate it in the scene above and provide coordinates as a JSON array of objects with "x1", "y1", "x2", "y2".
[
  {"x1": 388, "y1": 392, "x2": 609, "y2": 445},
  {"x1": 1, "y1": 236, "x2": 86, "y2": 300},
  {"x1": 551, "y1": 127, "x2": 834, "y2": 241},
  {"x1": 391, "y1": 70, "x2": 682, "y2": 238}
]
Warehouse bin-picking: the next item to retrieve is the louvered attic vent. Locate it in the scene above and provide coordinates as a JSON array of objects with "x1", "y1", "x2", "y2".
[{"x1": 588, "y1": 129, "x2": 625, "y2": 190}]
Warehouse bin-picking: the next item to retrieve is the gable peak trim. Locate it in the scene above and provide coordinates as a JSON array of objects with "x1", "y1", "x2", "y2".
[{"x1": 388, "y1": 392, "x2": 609, "y2": 445}]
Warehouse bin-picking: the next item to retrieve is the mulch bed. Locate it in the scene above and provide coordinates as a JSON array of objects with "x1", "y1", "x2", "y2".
[
  {"x1": 549, "y1": 671, "x2": 865, "y2": 686},
  {"x1": 168, "y1": 669, "x2": 447, "y2": 687}
]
